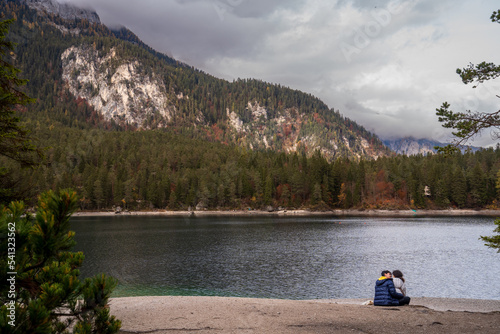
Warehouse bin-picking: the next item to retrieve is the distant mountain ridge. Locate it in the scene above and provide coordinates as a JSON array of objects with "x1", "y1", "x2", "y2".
[
  {"x1": 383, "y1": 137, "x2": 481, "y2": 155},
  {"x1": 383, "y1": 137, "x2": 441, "y2": 155}
]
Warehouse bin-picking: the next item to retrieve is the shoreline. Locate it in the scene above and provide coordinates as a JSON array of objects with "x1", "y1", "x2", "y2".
[
  {"x1": 74, "y1": 208, "x2": 500, "y2": 217},
  {"x1": 110, "y1": 296, "x2": 500, "y2": 334}
]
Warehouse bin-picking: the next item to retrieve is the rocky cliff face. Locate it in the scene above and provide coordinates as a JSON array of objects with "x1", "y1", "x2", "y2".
[
  {"x1": 227, "y1": 101, "x2": 299, "y2": 151},
  {"x1": 226, "y1": 101, "x2": 380, "y2": 159},
  {"x1": 23, "y1": 0, "x2": 100, "y2": 23},
  {"x1": 61, "y1": 45, "x2": 176, "y2": 128}
]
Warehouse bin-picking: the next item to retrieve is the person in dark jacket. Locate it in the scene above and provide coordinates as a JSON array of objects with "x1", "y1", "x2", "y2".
[{"x1": 374, "y1": 270, "x2": 410, "y2": 306}]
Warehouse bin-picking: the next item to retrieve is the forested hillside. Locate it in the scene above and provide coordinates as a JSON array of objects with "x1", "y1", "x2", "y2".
[
  {"x1": 1, "y1": 1, "x2": 500, "y2": 211},
  {"x1": 3, "y1": 0, "x2": 389, "y2": 160}
]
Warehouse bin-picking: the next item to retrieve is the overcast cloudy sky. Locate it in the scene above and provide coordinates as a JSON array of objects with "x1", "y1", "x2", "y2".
[{"x1": 61, "y1": 0, "x2": 500, "y2": 146}]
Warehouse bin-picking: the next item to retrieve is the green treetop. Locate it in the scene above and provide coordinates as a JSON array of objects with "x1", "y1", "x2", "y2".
[{"x1": 0, "y1": 190, "x2": 121, "y2": 333}]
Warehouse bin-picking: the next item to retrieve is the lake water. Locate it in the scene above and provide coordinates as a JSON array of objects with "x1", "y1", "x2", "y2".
[{"x1": 70, "y1": 215, "x2": 500, "y2": 300}]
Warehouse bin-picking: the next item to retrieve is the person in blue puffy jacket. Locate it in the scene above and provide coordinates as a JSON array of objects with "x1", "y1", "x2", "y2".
[{"x1": 374, "y1": 270, "x2": 411, "y2": 306}]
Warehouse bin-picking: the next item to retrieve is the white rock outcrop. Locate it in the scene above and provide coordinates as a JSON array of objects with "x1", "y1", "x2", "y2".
[
  {"x1": 61, "y1": 46, "x2": 174, "y2": 127},
  {"x1": 248, "y1": 101, "x2": 267, "y2": 119},
  {"x1": 227, "y1": 108, "x2": 245, "y2": 133}
]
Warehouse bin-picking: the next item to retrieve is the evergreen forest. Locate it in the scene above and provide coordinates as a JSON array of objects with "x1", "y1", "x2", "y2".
[{"x1": 5, "y1": 123, "x2": 500, "y2": 211}]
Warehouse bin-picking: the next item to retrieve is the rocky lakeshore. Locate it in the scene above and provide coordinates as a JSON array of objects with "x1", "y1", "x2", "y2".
[
  {"x1": 110, "y1": 296, "x2": 500, "y2": 334},
  {"x1": 74, "y1": 209, "x2": 500, "y2": 217}
]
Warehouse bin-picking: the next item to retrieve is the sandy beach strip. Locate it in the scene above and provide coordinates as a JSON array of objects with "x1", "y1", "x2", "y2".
[{"x1": 110, "y1": 296, "x2": 500, "y2": 334}]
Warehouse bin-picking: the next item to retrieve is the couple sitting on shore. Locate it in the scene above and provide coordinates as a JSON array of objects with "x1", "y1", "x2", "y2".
[{"x1": 374, "y1": 270, "x2": 411, "y2": 306}]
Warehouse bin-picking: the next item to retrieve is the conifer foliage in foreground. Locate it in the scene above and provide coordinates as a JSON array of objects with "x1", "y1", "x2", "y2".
[{"x1": 0, "y1": 190, "x2": 121, "y2": 334}]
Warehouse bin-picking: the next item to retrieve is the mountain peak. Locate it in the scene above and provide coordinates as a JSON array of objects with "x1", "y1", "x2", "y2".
[{"x1": 23, "y1": 0, "x2": 100, "y2": 24}]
